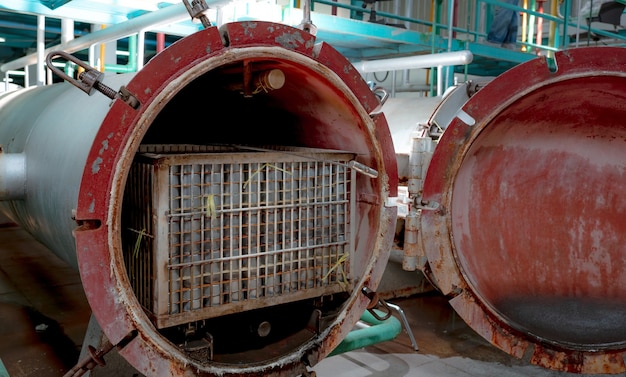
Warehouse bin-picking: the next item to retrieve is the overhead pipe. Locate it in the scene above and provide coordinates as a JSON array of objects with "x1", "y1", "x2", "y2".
[
  {"x1": 0, "y1": 2, "x2": 195, "y2": 73},
  {"x1": 352, "y1": 50, "x2": 473, "y2": 73},
  {"x1": 0, "y1": 19, "x2": 86, "y2": 37}
]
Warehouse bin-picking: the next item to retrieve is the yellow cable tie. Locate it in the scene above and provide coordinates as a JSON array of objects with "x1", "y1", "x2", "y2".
[
  {"x1": 131, "y1": 228, "x2": 147, "y2": 258},
  {"x1": 323, "y1": 253, "x2": 349, "y2": 282},
  {"x1": 205, "y1": 194, "x2": 217, "y2": 218}
]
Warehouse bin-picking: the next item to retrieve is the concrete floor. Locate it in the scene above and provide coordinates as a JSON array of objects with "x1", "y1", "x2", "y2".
[
  {"x1": 312, "y1": 293, "x2": 614, "y2": 377},
  {"x1": 0, "y1": 222, "x2": 618, "y2": 377},
  {"x1": 0, "y1": 224, "x2": 90, "y2": 376}
]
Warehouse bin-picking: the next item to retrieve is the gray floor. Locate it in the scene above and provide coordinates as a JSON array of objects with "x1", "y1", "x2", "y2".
[
  {"x1": 314, "y1": 350, "x2": 571, "y2": 377},
  {"x1": 0, "y1": 219, "x2": 621, "y2": 377}
]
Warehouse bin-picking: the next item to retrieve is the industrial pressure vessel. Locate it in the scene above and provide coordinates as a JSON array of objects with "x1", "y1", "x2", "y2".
[
  {"x1": 420, "y1": 47, "x2": 626, "y2": 374},
  {"x1": 0, "y1": 21, "x2": 397, "y2": 377}
]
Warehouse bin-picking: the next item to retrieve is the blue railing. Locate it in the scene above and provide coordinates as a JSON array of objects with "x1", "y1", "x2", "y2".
[{"x1": 310, "y1": 0, "x2": 626, "y2": 54}]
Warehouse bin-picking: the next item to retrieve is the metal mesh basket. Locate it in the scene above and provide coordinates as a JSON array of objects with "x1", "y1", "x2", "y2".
[{"x1": 122, "y1": 145, "x2": 356, "y2": 328}]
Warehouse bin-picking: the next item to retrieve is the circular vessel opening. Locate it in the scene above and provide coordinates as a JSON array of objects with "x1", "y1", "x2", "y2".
[
  {"x1": 451, "y1": 74, "x2": 626, "y2": 349},
  {"x1": 118, "y1": 53, "x2": 382, "y2": 366}
]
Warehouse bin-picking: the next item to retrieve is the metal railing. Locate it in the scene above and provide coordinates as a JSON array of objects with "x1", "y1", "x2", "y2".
[{"x1": 311, "y1": 0, "x2": 626, "y2": 54}]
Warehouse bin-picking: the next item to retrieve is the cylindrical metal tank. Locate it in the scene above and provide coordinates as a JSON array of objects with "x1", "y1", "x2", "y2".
[
  {"x1": 0, "y1": 21, "x2": 398, "y2": 376},
  {"x1": 420, "y1": 47, "x2": 626, "y2": 374}
]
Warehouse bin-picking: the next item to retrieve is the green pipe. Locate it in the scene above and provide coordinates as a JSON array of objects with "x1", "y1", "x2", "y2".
[
  {"x1": 105, "y1": 34, "x2": 138, "y2": 73},
  {"x1": 329, "y1": 309, "x2": 402, "y2": 357}
]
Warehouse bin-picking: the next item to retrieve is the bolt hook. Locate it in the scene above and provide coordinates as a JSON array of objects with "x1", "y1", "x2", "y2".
[
  {"x1": 361, "y1": 286, "x2": 392, "y2": 321},
  {"x1": 182, "y1": 0, "x2": 212, "y2": 29},
  {"x1": 45, "y1": 51, "x2": 140, "y2": 109}
]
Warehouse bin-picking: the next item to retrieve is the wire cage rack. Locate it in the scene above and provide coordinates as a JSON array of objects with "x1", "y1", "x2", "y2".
[{"x1": 122, "y1": 144, "x2": 357, "y2": 329}]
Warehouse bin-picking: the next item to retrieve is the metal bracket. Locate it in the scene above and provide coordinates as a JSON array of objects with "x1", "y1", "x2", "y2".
[
  {"x1": 413, "y1": 198, "x2": 440, "y2": 211},
  {"x1": 182, "y1": 0, "x2": 212, "y2": 28},
  {"x1": 361, "y1": 286, "x2": 392, "y2": 321},
  {"x1": 369, "y1": 85, "x2": 389, "y2": 115},
  {"x1": 45, "y1": 51, "x2": 140, "y2": 109},
  {"x1": 62, "y1": 330, "x2": 137, "y2": 377},
  {"x1": 296, "y1": 0, "x2": 318, "y2": 35}
]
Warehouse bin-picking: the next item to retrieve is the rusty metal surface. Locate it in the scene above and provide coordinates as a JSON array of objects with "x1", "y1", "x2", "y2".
[
  {"x1": 422, "y1": 47, "x2": 626, "y2": 374},
  {"x1": 71, "y1": 21, "x2": 396, "y2": 376}
]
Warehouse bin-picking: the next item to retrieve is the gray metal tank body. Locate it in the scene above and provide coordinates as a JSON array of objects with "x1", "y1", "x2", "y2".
[{"x1": 0, "y1": 74, "x2": 132, "y2": 268}]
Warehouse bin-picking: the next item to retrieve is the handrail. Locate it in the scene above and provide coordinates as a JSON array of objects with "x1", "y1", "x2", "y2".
[{"x1": 311, "y1": 0, "x2": 626, "y2": 56}]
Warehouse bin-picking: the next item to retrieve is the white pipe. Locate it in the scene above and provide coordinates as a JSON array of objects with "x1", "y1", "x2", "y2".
[
  {"x1": 88, "y1": 44, "x2": 96, "y2": 68},
  {"x1": 61, "y1": 18, "x2": 74, "y2": 44},
  {"x1": 1, "y1": 2, "x2": 192, "y2": 73},
  {"x1": 37, "y1": 15, "x2": 45, "y2": 86},
  {"x1": 353, "y1": 50, "x2": 473, "y2": 73},
  {"x1": 437, "y1": 65, "x2": 443, "y2": 96},
  {"x1": 137, "y1": 30, "x2": 146, "y2": 71}
]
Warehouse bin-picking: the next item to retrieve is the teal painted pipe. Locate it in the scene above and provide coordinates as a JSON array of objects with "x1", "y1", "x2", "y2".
[
  {"x1": 329, "y1": 310, "x2": 402, "y2": 356},
  {"x1": 105, "y1": 34, "x2": 138, "y2": 73}
]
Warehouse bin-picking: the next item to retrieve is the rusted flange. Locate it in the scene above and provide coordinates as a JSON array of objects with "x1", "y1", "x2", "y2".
[
  {"x1": 74, "y1": 21, "x2": 397, "y2": 377},
  {"x1": 422, "y1": 47, "x2": 626, "y2": 374}
]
